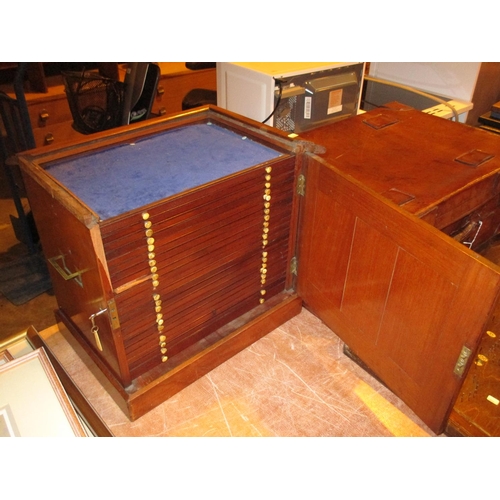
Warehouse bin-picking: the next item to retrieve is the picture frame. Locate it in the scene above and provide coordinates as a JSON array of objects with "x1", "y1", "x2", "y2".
[
  {"x1": 0, "y1": 347, "x2": 86, "y2": 437},
  {"x1": 0, "y1": 350, "x2": 14, "y2": 366},
  {"x1": 0, "y1": 330, "x2": 34, "y2": 361}
]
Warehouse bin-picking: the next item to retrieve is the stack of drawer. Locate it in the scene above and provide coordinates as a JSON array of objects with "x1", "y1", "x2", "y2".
[{"x1": 19, "y1": 112, "x2": 301, "y2": 413}]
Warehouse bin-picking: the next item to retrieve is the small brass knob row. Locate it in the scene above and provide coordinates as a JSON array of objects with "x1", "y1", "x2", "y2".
[
  {"x1": 143, "y1": 213, "x2": 168, "y2": 363},
  {"x1": 260, "y1": 168, "x2": 272, "y2": 304},
  {"x1": 475, "y1": 353, "x2": 489, "y2": 366}
]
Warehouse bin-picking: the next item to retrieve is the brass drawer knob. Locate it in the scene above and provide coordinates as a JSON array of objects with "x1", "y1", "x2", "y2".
[
  {"x1": 44, "y1": 133, "x2": 54, "y2": 145},
  {"x1": 157, "y1": 86, "x2": 165, "y2": 96},
  {"x1": 475, "y1": 354, "x2": 489, "y2": 366},
  {"x1": 39, "y1": 109, "x2": 49, "y2": 122}
]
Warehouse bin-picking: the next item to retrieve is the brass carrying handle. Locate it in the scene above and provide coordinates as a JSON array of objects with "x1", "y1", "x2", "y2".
[{"x1": 48, "y1": 254, "x2": 86, "y2": 287}]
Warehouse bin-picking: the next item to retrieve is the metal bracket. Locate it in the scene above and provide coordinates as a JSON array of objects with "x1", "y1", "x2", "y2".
[
  {"x1": 48, "y1": 253, "x2": 87, "y2": 287},
  {"x1": 107, "y1": 299, "x2": 121, "y2": 330},
  {"x1": 454, "y1": 345, "x2": 472, "y2": 377},
  {"x1": 296, "y1": 174, "x2": 306, "y2": 197}
]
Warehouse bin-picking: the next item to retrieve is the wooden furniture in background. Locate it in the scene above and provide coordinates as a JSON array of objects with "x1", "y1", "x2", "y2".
[{"x1": 0, "y1": 63, "x2": 217, "y2": 149}]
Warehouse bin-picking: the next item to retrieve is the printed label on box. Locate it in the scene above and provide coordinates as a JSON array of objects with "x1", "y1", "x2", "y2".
[
  {"x1": 328, "y1": 89, "x2": 343, "y2": 115},
  {"x1": 304, "y1": 96, "x2": 312, "y2": 119}
]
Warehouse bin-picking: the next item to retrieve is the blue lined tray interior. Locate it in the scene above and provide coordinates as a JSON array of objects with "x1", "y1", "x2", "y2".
[{"x1": 46, "y1": 123, "x2": 283, "y2": 220}]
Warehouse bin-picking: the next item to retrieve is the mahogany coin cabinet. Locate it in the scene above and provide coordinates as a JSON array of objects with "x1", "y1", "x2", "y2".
[{"x1": 18, "y1": 104, "x2": 500, "y2": 435}]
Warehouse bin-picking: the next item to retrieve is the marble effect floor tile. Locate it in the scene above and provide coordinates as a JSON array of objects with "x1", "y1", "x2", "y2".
[{"x1": 40, "y1": 309, "x2": 435, "y2": 437}]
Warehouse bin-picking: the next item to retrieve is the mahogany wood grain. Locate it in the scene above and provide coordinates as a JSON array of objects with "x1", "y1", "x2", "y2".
[
  {"x1": 298, "y1": 154, "x2": 500, "y2": 434},
  {"x1": 18, "y1": 107, "x2": 302, "y2": 418},
  {"x1": 300, "y1": 102, "x2": 500, "y2": 221},
  {"x1": 22, "y1": 174, "x2": 130, "y2": 385}
]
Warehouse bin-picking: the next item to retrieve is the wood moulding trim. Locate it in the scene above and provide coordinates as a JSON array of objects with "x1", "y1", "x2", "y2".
[{"x1": 52, "y1": 291, "x2": 302, "y2": 421}]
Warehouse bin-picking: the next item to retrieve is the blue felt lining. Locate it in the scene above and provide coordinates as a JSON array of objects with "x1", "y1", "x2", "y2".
[{"x1": 46, "y1": 123, "x2": 283, "y2": 220}]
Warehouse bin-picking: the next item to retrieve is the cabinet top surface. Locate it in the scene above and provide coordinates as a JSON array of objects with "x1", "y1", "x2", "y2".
[
  {"x1": 43, "y1": 122, "x2": 284, "y2": 220},
  {"x1": 300, "y1": 103, "x2": 500, "y2": 216}
]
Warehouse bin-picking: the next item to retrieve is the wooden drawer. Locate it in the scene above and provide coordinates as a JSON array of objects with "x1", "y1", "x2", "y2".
[
  {"x1": 433, "y1": 173, "x2": 500, "y2": 231},
  {"x1": 27, "y1": 92, "x2": 73, "y2": 129},
  {"x1": 98, "y1": 155, "x2": 296, "y2": 380},
  {"x1": 152, "y1": 66, "x2": 216, "y2": 117},
  {"x1": 32, "y1": 119, "x2": 83, "y2": 148},
  {"x1": 441, "y1": 193, "x2": 500, "y2": 250}
]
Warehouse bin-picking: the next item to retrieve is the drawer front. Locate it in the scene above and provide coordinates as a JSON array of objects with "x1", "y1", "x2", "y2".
[
  {"x1": 28, "y1": 94, "x2": 73, "y2": 129},
  {"x1": 441, "y1": 194, "x2": 500, "y2": 251},
  {"x1": 102, "y1": 156, "x2": 297, "y2": 379},
  {"x1": 151, "y1": 69, "x2": 216, "y2": 117},
  {"x1": 433, "y1": 174, "x2": 500, "y2": 230},
  {"x1": 32, "y1": 120, "x2": 83, "y2": 148},
  {"x1": 26, "y1": 92, "x2": 83, "y2": 148}
]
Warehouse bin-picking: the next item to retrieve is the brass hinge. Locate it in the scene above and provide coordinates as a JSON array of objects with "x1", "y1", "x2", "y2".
[
  {"x1": 453, "y1": 345, "x2": 472, "y2": 377},
  {"x1": 290, "y1": 256, "x2": 298, "y2": 276},
  {"x1": 107, "y1": 299, "x2": 121, "y2": 330},
  {"x1": 296, "y1": 174, "x2": 306, "y2": 196}
]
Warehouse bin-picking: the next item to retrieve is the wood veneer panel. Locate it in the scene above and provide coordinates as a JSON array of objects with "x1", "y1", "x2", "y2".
[{"x1": 298, "y1": 154, "x2": 500, "y2": 434}]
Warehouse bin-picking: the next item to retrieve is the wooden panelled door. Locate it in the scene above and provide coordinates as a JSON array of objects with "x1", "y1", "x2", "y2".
[{"x1": 297, "y1": 155, "x2": 500, "y2": 434}]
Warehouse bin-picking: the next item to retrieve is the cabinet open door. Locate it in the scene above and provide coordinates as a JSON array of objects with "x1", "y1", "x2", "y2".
[{"x1": 297, "y1": 155, "x2": 500, "y2": 434}]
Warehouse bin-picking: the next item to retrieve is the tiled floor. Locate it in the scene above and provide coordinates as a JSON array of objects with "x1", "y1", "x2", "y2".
[{"x1": 40, "y1": 309, "x2": 436, "y2": 437}]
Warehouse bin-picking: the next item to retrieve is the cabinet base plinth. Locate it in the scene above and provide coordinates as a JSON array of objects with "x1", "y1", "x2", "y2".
[{"x1": 53, "y1": 291, "x2": 302, "y2": 421}]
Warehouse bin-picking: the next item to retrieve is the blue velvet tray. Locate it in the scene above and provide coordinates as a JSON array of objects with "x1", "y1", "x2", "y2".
[{"x1": 46, "y1": 123, "x2": 283, "y2": 220}]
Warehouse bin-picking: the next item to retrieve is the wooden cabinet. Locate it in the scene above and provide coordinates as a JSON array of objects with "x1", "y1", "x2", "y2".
[
  {"x1": 1, "y1": 77, "x2": 83, "y2": 148},
  {"x1": 300, "y1": 103, "x2": 500, "y2": 435},
  {"x1": 18, "y1": 102, "x2": 500, "y2": 435},
  {"x1": 18, "y1": 108, "x2": 303, "y2": 420}
]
